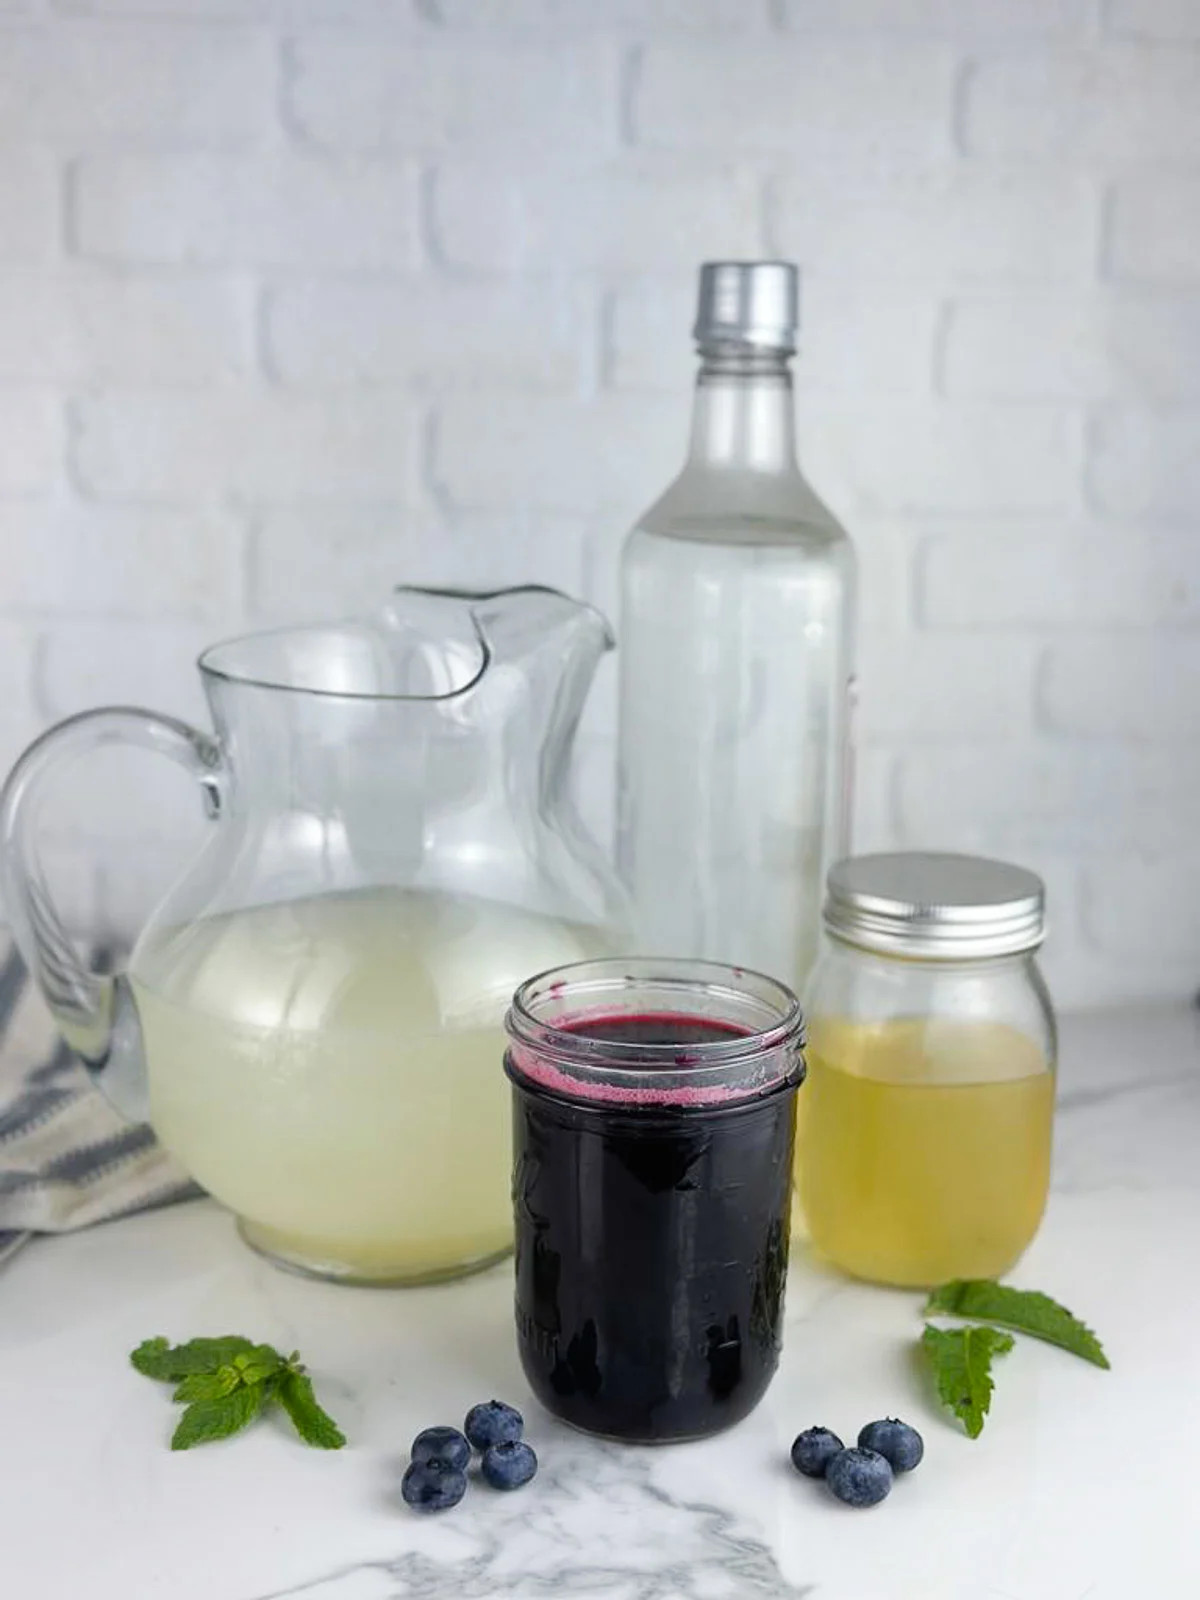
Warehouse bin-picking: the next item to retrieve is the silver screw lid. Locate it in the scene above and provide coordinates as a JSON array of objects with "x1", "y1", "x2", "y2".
[
  {"x1": 824, "y1": 851, "x2": 1046, "y2": 960},
  {"x1": 693, "y1": 261, "x2": 798, "y2": 354}
]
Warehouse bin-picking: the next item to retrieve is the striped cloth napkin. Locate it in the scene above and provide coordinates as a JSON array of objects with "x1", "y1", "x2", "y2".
[{"x1": 0, "y1": 934, "x2": 199, "y2": 1267}]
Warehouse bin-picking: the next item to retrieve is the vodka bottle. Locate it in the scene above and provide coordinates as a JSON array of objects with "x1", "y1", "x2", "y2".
[{"x1": 616, "y1": 261, "x2": 856, "y2": 990}]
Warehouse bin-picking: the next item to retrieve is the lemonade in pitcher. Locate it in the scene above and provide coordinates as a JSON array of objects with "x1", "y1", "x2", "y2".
[{"x1": 133, "y1": 887, "x2": 610, "y2": 1282}]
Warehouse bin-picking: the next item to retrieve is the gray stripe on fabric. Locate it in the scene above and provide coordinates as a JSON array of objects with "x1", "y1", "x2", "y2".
[
  {"x1": 0, "y1": 1084, "x2": 75, "y2": 1145},
  {"x1": 41, "y1": 1123, "x2": 159, "y2": 1186},
  {"x1": 0, "y1": 947, "x2": 25, "y2": 1040},
  {"x1": 112, "y1": 1179, "x2": 204, "y2": 1219},
  {"x1": 0, "y1": 1121, "x2": 160, "y2": 1195},
  {"x1": 27, "y1": 1040, "x2": 77, "y2": 1088},
  {"x1": 0, "y1": 1230, "x2": 30, "y2": 1268},
  {"x1": 0, "y1": 1169, "x2": 41, "y2": 1195}
]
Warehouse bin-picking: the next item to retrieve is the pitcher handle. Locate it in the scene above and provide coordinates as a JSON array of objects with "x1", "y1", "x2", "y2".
[{"x1": 0, "y1": 707, "x2": 222, "y2": 1120}]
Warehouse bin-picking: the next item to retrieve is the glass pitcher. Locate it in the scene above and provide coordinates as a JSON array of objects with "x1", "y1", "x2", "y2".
[{"x1": 0, "y1": 587, "x2": 626, "y2": 1285}]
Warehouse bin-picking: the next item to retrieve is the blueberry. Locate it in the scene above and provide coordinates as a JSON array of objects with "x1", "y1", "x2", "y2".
[
  {"x1": 790, "y1": 1426, "x2": 844, "y2": 1479},
  {"x1": 411, "y1": 1426, "x2": 470, "y2": 1472},
  {"x1": 464, "y1": 1399, "x2": 524, "y2": 1452},
  {"x1": 401, "y1": 1460, "x2": 467, "y2": 1513},
  {"x1": 480, "y1": 1439, "x2": 538, "y2": 1491},
  {"x1": 857, "y1": 1418, "x2": 924, "y2": 1473},
  {"x1": 825, "y1": 1448, "x2": 893, "y2": 1508}
]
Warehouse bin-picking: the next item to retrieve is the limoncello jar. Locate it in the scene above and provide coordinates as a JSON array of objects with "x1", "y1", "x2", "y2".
[{"x1": 795, "y1": 852, "x2": 1056, "y2": 1289}]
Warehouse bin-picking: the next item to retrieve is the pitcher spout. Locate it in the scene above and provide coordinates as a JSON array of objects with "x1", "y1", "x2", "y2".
[
  {"x1": 390, "y1": 583, "x2": 613, "y2": 672},
  {"x1": 387, "y1": 582, "x2": 621, "y2": 918}
]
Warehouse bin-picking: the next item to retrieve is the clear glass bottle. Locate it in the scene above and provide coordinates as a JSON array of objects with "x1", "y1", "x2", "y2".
[
  {"x1": 797, "y1": 852, "x2": 1057, "y2": 1289},
  {"x1": 616, "y1": 261, "x2": 856, "y2": 990}
]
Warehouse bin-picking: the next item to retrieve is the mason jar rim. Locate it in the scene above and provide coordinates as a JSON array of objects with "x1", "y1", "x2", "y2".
[{"x1": 505, "y1": 957, "x2": 805, "y2": 1108}]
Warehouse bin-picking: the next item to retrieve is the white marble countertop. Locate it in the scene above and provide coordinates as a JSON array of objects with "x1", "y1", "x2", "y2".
[{"x1": 3, "y1": 1004, "x2": 1199, "y2": 1600}]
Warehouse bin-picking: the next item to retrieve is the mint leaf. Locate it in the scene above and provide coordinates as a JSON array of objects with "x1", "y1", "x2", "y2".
[
  {"x1": 921, "y1": 1323, "x2": 1014, "y2": 1438},
  {"x1": 134, "y1": 1334, "x2": 346, "y2": 1451},
  {"x1": 172, "y1": 1367, "x2": 241, "y2": 1405},
  {"x1": 926, "y1": 1280, "x2": 1110, "y2": 1370},
  {"x1": 232, "y1": 1346, "x2": 284, "y2": 1387},
  {"x1": 277, "y1": 1370, "x2": 346, "y2": 1450},
  {"x1": 131, "y1": 1337, "x2": 173, "y2": 1378},
  {"x1": 171, "y1": 1382, "x2": 270, "y2": 1451},
  {"x1": 131, "y1": 1335, "x2": 256, "y2": 1381}
]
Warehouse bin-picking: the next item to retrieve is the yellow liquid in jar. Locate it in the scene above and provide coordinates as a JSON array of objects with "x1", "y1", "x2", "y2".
[
  {"x1": 131, "y1": 886, "x2": 611, "y2": 1283},
  {"x1": 795, "y1": 1017, "x2": 1054, "y2": 1288}
]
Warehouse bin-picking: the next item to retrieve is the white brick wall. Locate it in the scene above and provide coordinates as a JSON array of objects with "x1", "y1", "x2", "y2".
[
  {"x1": 772, "y1": 171, "x2": 1099, "y2": 283},
  {"x1": 1042, "y1": 640, "x2": 1200, "y2": 738},
  {"x1": 0, "y1": 395, "x2": 61, "y2": 496},
  {"x1": 288, "y1": 38, "x2": 620, "y2": 153},
  {"x1": 1, "y1": 506, "x2": 240, "y2": 615},
  {"x1": 74, "y1": 392, "x2": 419, "y2": 500},
  {"x1": 1106, "y1": 0, "x2": 1200, "y2": 37},
  {"x1": 636, "y1": 41, "x2": 956, "y2": 160},
  {"x1": 1, "y1": 0, "x2": 1198, "y2": 1010},
  {"x1": 0, "y1": 24, "x2": 273, "y2": 142},
  {"x1": 265, "y1": 282, "x2": 587, "y2": 388},
  {"x1": 249, "y1": 510, "x2": 590, "y2": 618},
  {"x1": 781, "y1": 0, "x2": 1093, "y2": 33},
  {"x1": 0, "y1": 276, "x2": 251, "y2": 382},
  {"x1": 75, "y1": 154, "x2": 420, "y2": 269},
  {"x1": 1108, "y1": 178, "x2": 1200, "y2": 281},
  {"x1": 433, "y1": 395, "x2": 685, "y2": 512},
  {"x1": 963, "y1": 45, "x2": 1200, "y2": 163},
  {"x1": 1089, "y1": 410, "x2": 1200, "y2": 516},
  {"x1": 0, "y1": 152, "x2": 59, "y2": 260},
  {"x1": 797, "y1": 404, "x2": 1082, "y2": 515},
  {"x1": 857, "y1": 637, "x2": 1040, "y2": 740},
  {"x1": 941, "y1": 295, "x2": 1200, "y2": 400},
  {"x1": 919, "y1": 525, "x2": 1200, "y2": 627},
  {"x1": 432, "y1": 160, "x2": 763, "y2": 272}
]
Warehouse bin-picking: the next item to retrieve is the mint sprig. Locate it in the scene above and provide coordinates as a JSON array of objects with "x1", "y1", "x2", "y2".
[
  {"x1": 920, "y1": 1277, "x2": 1110, "y2": 1438},
  {"x1": 131, "y1": 1336, "x2": 345, "y2": 1452},
  {"x1": 925, "y1": 1280, "x2": 1110, "y2": 1370},
  {"x1": 921, "y1": 1324, "x2": 1014, "y2": 1439}
]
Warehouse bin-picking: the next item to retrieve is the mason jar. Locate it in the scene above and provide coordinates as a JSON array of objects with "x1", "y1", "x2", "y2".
[
  {"x1": 505, "y1": 958, "x2": 804, "y2": 1442},
  {"x1": 795, "y1": 852, "x2": 1056, "y2": 1289}
]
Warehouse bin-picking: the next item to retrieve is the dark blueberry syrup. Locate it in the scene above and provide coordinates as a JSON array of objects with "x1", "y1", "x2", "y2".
[{"x1": 507, "y1": 1012, "x2": 796, "y2": 1443}]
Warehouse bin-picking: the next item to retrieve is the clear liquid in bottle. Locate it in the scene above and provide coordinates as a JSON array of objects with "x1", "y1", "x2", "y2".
[{"x1": 617, "y1": 262, "x2": 856, "y2": 991}]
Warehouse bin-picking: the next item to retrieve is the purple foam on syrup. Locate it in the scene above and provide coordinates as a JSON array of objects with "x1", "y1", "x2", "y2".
[
  {"x1": 509, "y1": 1010, "x2": 775, "y2": 1108},
  {"x1": 510, "y1": 1050, "x2": 746, "y2": 1106}
]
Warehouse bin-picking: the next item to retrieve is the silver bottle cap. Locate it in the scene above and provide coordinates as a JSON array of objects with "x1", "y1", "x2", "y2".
[
  {"x1": 693, "y1": 261, "x2": 798, "y2": 354},
  {"x1": 823, "y1": 852, "x2": 1046, "y2": 960}
]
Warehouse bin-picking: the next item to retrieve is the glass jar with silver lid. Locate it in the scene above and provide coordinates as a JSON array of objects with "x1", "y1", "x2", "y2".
[{"x1": 795, "y1": 851, "x2": 1056, "y2": 1289}]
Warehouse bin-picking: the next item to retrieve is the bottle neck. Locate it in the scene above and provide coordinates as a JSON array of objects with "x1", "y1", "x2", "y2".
[{"x1": 687, "y1": 348, "x2": 798, "y2": 475}]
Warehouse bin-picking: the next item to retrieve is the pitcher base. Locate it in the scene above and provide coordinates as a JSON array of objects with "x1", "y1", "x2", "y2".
[{"x1": 236, "y1": 1217, "x2": 513, "y2": 1288}]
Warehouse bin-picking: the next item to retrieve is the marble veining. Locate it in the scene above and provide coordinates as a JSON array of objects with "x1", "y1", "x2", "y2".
[{"x1": 253, "y1": 1440, "x2": 811, "y2": 1598}]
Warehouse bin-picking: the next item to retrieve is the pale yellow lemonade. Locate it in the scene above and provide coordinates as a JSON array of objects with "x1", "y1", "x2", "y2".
[
  {"x1": 131, "y1": 886, "x2": 610, "y2": 1281},
  {"x1": 795, "y1": 1016, "x2": 1054, "y2": 1288}
]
